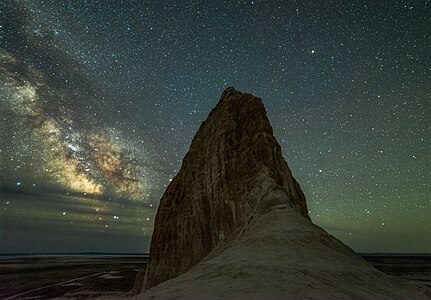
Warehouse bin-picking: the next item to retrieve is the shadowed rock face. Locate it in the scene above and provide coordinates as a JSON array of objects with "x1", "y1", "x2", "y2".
[{"x1": 135, "y1": 87, "x2": 309, "y2": 292}]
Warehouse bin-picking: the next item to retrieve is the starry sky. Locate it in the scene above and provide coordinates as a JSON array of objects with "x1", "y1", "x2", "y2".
[{"x1": 1, "y1": 0, "x2": 430, "y2": 254}]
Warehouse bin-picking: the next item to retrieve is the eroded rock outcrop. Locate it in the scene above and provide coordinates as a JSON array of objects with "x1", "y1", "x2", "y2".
[
  {"x1": 135, "y1": 87, "x2": 309, "y2": 292},
  {"x1": 132, "y1": 88, "x2": 428, "y2": 299}
]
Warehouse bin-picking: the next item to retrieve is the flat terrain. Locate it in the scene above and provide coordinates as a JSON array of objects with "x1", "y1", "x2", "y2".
[
  {"x1": 0, "y1": 255, "x2": 147, "y2": 299},
  {"x1": 0, "y1": 254, "x2": 429, "y2": 299},
  {"x1": 362, "y1": 254, "x2": 431, "y2": 284}
]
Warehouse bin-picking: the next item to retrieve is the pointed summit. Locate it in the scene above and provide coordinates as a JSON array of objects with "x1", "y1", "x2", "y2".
[
  {"x1": 136, "y1": 88, "x2": 308, "y2": 292},
  {"x1": 133, "y1": 88, "x2": 427, "y2": 299}
]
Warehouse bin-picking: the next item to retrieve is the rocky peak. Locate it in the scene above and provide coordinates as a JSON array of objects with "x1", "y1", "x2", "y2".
[{"x1": 135, "y1": 87, "x2": 309, "y2": 292}]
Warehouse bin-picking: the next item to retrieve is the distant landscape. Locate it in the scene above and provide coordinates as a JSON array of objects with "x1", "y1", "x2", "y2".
[
  {"x1": 0, "y1": 254, "x2": 147, "y2": 299},
  {"x1": 1, "y1": 254, "x2": 430, "y2": 300}
]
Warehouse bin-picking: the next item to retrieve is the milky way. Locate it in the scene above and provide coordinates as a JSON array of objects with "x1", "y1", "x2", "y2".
[{"x1": 1, "y1": 0, "x2": 430, "y2": 253}]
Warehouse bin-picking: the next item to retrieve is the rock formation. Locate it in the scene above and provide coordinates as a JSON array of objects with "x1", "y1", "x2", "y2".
[
  {"x1": 134, "y1": 87, "x2": 308, "y2": 292},
  {"x1": 132, "y1": 88, "x2": 428, "y2": 299}
]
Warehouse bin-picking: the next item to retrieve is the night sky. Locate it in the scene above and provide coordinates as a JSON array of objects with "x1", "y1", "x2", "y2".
[{"x1": 1, "y1": 0, "x2": 430, "y2": 254}]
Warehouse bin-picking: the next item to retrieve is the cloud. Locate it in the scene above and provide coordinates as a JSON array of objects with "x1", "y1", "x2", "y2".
[
  {"x1": 0, "y1": 213, "x2": 151, "y2": 253},
  {"x1": 0, "y1": 186, "x2": 155, "y2": 252}
]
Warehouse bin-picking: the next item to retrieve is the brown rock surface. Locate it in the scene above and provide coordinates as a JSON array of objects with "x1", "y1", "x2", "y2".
[
  {"x1": 136, "y1": 87, "x2": 309, "y2": 292},
  {"x1": 129, "y1": 88, "x2": 429, "y2": 299}
]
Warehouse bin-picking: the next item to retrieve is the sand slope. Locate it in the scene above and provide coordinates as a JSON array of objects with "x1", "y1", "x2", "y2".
[{"x1": 139, "y1": 204, "x2": 428, "y2": 300}]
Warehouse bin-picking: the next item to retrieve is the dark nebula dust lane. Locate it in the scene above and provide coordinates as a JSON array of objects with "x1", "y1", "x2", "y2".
[{"x1": 1, "y1": 0, "x2": 430, "y2": 253}]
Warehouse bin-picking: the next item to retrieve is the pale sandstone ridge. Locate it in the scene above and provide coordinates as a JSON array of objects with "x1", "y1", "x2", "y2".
[
  {"x1": 138, "y1": 205, "x2": 428, "y2": 300},
  {"x1": 134, "y1": 87, "x2": 309, "y2": 293},
  {"x1": 133, "y1": 88, "x2": 429, "y2": 299}
]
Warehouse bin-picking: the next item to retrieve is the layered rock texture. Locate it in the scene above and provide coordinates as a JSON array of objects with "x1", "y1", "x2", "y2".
[
  {"x1": 133, "y1": 88, "x2": 428, "y2": 299},
  {"x1": 137, "y1": 87, "x2": 308, "y2": 292}
]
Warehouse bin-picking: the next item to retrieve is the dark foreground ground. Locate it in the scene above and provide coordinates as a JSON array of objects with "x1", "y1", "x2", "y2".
[
  {"x1": 0, "y1": 255, "x2": 147, "y2": 299},
  {"x1": 0, "y1": 254, "x2": 430, "y2": 299},
  {"x1": 362, "y1": 254, "x2": 431, "y2": 283}
]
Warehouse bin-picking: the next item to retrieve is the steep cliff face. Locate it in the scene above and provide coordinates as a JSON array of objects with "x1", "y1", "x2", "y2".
[
  {"x1": 131, "y1": 88, "x2": 428, "y2": 299},
  {"x1": 138, "y1": 87, "x2": 309, "y2": 291}
]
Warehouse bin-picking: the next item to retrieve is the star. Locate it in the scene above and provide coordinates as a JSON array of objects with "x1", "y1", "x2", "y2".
[{"x1": 0, "y1": 0, "x2": 429, "y2": 254}]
